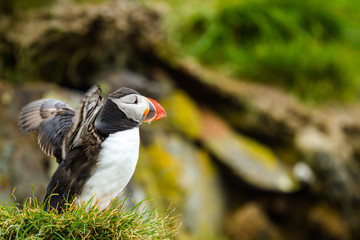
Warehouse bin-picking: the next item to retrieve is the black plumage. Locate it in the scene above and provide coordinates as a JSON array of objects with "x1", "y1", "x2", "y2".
[
  {"x1": 96, "y1": 100, "x2": 138, "y2": 138},
  {"x1": 19, "y1": 86, "x2": 105, "y2": 211},
  {"x1": 18, "y1": 86, "x2": 166, "y2": 212}
]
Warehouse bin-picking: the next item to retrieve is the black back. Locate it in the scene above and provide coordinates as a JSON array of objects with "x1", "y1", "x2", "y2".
[{"x1": 44, "y1": 144, "x2": 100, "y2": 212}]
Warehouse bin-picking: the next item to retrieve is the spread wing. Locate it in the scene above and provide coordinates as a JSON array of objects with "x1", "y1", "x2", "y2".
[
  {"x1": 18, "y1": 86, "x2": 104, "y2": 164},
  {"x1": 19, "y1": 99, "x2": 75, "y2": 160}
]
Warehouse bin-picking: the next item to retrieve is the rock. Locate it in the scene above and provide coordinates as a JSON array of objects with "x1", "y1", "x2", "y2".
[
  {"x1": 161, "y1": 90, "x2": 202, "y2": 139},
  {"x1": 200, "y1": 108, "x2": 298, "y2": 192},
  {"x1": 0, "y1": 83, "x2": 51, "y2": 203},
  {"x1": 133, "y1": 132, "x2": 223, "y2": 239},
  {"x1": 0, "y1": 83, "x2": 86, "y2": 203},
  {"x1": 92, "y1": 70, "x2": 170, "y2": 99},
  {"x1": 148, "y1": 54, "x2": 360, "y2": 235},
  {"x1": 2, "y1": 1, "x2": 360, "y2": 237},
  {"x1": 154, "y1": 58, "x2": 311, "y2": 144},
  {"x1": 0, "y1": 0, "x2": 163, "y2": 87},
  {"x1": 226, "y1": 202, "x2": 283, "y2": 240},
  {"x1": 318, "y1": 103, "x2": 360, "y2": 160},
  {"x1": 308, "y1": 204, "x2": 350, "y2": 240},
  {"x1": 150, "y1": 53, "x2": 356, "y2": 160},
  {"x1": 294, "y1": 112, "x2": 352, "y2": 163},
  {"x1": 292, "y1": 161, "x2": 316, "y2": 184},
  {"x1": 310, "y1": 152, "x2": 353, "y2": 210}
]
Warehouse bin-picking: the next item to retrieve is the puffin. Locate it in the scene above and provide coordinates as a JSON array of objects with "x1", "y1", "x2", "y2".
[{"x1": 18, "y1": 86, "x2": 166, "y2": 211}]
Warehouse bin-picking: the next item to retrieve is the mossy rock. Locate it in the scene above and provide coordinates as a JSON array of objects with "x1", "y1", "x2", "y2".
[
  {"x1": 135, "y1": 132, "x2": 223, "y2": 239},
  {"x1": 161, "y1": 90, "x2": 202, "y2": 139},
  {"x1": 200, "y1": 109, "x2": 298, "y2": 192}
]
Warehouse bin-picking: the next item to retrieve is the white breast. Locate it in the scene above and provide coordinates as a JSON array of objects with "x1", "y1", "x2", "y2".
[{"x1": 79, "y1": 127, "x2": 140, "y2": 209}]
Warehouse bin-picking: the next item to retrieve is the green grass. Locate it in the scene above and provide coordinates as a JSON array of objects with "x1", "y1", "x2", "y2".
[
  {"x1": 144, "y1": 0, "x2": 360, "y2": 102},
  {"x1": 0, "y1": 196, "x2": 177, "y2": 239}
]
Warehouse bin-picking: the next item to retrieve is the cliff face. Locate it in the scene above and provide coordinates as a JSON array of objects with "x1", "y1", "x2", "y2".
[{"x1": 1, "y1": 1, "x2": 360, "y2": 239}]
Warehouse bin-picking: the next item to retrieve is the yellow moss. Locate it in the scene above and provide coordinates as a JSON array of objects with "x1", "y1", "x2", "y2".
[
  {"x1": 142, "y1": 142, "x2": 183, "y2": 204},
  {"x1": 237, "y1": 134, "x2": 278, "y2": 170},
  {"x1": 196, "y1": 149, "x2": 216, "y2": 178},
  {"x1": 162, "y1": 90, "x2": 201, "y2": 139}
]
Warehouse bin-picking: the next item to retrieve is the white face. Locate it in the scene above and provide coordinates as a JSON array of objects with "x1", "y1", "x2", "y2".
[{"x1": 110, "y1": 94, "x2": 148, "y2": 123}]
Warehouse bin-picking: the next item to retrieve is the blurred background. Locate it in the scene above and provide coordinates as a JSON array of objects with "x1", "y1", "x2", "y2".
[{"x1": 1, "y1": 0, "x2": 360, "y2": 239}]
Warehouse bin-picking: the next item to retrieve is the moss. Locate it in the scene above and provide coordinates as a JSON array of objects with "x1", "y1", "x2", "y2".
[
  {"x1": 196, "y1": 149, "x2": 216, "y2": 178},
  {"x1": 137, "y1": 142, "x2": 183, "y2": 207},
  {"x1": 162, "y1": 90, "x2": 202, "y2": 139},
  {"x1": 203, "y1": 125, "x2": 298, "y2": 191},
  {"x1": 237, "y1": 135, "x2": 278, "y2": 170}
]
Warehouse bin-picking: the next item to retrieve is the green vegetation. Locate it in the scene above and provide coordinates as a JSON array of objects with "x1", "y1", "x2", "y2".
[
  {"x1": 0, "y1": 0, "x2": 107, "y2": 14},
  {"x1": 2, "y1": 0, "x2": 360, "y2": 101},
  {"x1": 0, "y1": 196, "x2": 177, "y2": 239},
  {"x1": 0, "y1": 0, "x2": 55, "y2": 14},
  {"x1": 147, "y1": 0, "x2": 360, "y2": 102}
]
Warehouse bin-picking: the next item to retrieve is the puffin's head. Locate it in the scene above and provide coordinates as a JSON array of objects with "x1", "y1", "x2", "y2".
[{"x1": 108, "y1": 87, "x2": 166, "y2": 124}]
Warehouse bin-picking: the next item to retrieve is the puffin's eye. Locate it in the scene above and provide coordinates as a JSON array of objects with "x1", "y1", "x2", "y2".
[{"x1": 134, "y1": 97, "x2": 138, "y2": 104}]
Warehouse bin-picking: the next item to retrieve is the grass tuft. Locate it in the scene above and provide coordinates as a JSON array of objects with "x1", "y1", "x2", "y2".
[{"x1": 0, "y1": 195, "x2": 178, "y2": 239}]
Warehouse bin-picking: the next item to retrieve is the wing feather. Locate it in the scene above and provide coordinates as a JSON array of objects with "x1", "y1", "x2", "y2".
[
  {"x1": 18, "y1": 86, "x2": 104, "y2": 165},
  {"x1": 63, "y1": 86, "x2": 104, "y2": 160},
  {"x1": 19, "y1": 99, "x2": 75, "y2": 161}
]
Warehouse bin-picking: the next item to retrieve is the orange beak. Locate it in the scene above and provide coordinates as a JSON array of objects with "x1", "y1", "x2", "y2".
[{"x1": 143, "y1": 97, "x2": 167, "y2": 122}]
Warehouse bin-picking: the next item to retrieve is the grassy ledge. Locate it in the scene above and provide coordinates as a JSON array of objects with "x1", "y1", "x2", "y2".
[{"x1": 0, "y1": 196, "x2": 178, "y2": 239}]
